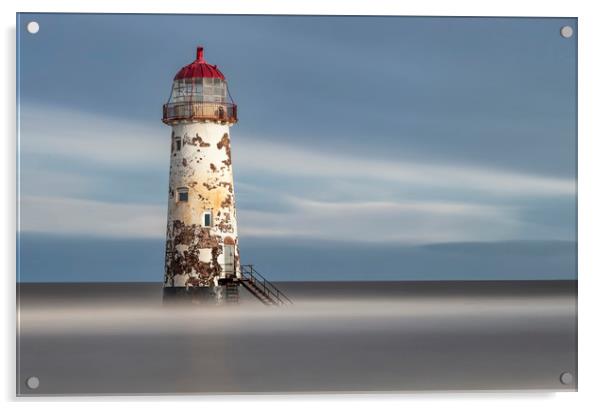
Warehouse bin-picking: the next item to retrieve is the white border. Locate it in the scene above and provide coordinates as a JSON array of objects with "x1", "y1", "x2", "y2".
[{"x1": 2, "y1": 0, "x2": 600, "y2": 408}]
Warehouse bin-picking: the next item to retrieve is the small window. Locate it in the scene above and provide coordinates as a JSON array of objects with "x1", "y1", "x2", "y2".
[
  {"x1": 203, "y1": 211, "x2": 212, "y2": 227},
  {"x1": 177, "y1": 187, "x2": 189, "y2": 202},
  {"x1": 174, "y1": 137, "x2": 181, "y2": 151}
]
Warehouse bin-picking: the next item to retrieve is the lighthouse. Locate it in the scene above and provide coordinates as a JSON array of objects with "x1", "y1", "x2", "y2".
[{"x1": 162, "y1": 46, "x2": 240, "y2": 302}]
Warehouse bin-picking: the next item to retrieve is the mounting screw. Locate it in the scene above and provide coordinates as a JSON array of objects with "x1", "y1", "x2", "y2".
[
  {"x1": 26, "y1": 376, "x2": 40, "y2": 389},
  {"x1": 560, "y1": 25, "x2": 573, "y2": 39},
  {"x1": 559, "y1": 371, "x2": 573, "y2": 385},
  {"x1": 26, "y1": 21, "x2": 40, "y2": 34}
]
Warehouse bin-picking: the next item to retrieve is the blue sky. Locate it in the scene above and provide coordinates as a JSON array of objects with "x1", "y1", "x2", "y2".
[{"x1": 17, "y1": 14, "x2": 577, "y2": 282}]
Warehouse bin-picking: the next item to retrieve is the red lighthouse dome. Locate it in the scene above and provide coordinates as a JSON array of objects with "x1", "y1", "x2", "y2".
[
  {"x1": 174, "y1": 47, "x2": 226, "y2": 81},
  {"x1": 163, "y1": 46, "x2": 237, "y2": 125}
]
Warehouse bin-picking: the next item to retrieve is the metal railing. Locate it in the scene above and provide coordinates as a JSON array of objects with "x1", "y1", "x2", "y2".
[
  {"x1": 162, "y1": 101, "x2": 238, "y2": 124},
  {"x1": 240, "y1": 264, "x2": 293, "y2": 305}
]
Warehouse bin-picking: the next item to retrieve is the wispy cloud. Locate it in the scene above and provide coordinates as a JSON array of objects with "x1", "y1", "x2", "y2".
[
  {"x1": 20, "y1": 105, "x2": 168, "y2": 169},
  {"x1": 21, "y1": 104, "x2": 574, "y2": 197},
  {"x1": 238, "y1": 196, "x2": 522, "y2": 244},
  {"x1": 18, "y1": 193, "x2": 522, "y2": 244},
  {"x1": 17, "y1": 105, "x2": 574, "y2": 242},
  {"x1": 234, "y1": 139, "x2": 574, "y2": 198},
  {"x1": 20, "y1": 196, "x2": 165, "y2": 238}
]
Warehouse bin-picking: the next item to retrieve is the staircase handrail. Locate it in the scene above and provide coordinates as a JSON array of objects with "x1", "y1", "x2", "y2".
[{"x1": 240, "y1": 264, "x2": 293, "y2": 305}]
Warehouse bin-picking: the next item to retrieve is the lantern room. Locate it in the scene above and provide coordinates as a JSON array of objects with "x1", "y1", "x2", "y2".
[{"x1": 162, "y1": 47, "x2": 237, "y2": 125}]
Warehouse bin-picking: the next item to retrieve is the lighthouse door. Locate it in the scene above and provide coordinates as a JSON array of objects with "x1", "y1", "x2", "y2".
[{"x1": 224, "y1": 245, "x2": 235, "y2": 277}]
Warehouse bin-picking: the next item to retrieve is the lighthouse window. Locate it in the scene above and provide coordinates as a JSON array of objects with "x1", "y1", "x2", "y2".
[
  {"x1": 194, "y1": 82, "x2": 204, "y2": 98},
  {"x1": 175, "y1": 137, "x2": 181, "y2": 151},
  {"x1": 203, "y1": 211, "x2": 213, "y2": 227},
  {"x1": 171, "y1": 80, "x2": 194, "y2": 102},
  {"x1": 202, "y1": 78, "x2": 227, "y2": 103},
  {"x1": 177, "y1": 187, "x2": 189, "y2": 202},
  {"x1": 170, "y1": 78, "x2": 227, "y2": 104}
]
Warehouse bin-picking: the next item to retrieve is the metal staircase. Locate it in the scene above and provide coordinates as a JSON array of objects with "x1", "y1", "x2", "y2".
[
  {"x1": 239, "y1": 264, "x2": 292, "y2": 306},
  {"x1": 224, "y1": 282, "x2": 240, "y2": 304}
]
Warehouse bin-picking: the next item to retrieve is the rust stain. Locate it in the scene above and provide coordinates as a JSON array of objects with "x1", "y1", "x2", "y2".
[
  {"x1": 211, "y1": 246, "x2": 222, "y2": 277},
  {"x1": 188, "y1": 133, "x2": 210, "y2": 148},
  {"x1": 221, "y1": 194, "x2": 232, "y2": 208},
  {"x1": 222, "y1": 182, "x2": 233, "y2": 193},
  {"x1": 193, "y1": 181, "x2": 232, "y2": 213},
  {"x1": 217, "y1": 220, "x2": 233, "y2": 233},
  {"x1": 164, "y1": 220, "x2": 223, "y2": 287},
  {"x1": 203, "y1": 182, "x2": 217, "y2": 191},
  {"x1": 217, "y1": 133, "x2": 232, "y2": 166}
]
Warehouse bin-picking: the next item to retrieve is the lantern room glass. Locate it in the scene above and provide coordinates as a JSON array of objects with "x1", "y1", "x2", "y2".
[{"x1": 170, "y1": 78, "x2": 228, "y2": 103}]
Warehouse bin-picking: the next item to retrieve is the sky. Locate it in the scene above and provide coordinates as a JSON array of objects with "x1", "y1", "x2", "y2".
[{"x1": 17, "y1": 14, "x2": 577, "y2": 282}]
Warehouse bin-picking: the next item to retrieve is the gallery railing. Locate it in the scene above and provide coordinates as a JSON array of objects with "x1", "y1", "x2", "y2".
[{"x1": 162, "y1": 101, "x2": 238, "y2": 124}]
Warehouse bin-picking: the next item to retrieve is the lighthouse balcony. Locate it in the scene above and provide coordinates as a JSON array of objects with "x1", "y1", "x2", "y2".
[{"x1": 162, "y1": 101, "x2": 238, "y2": 124}]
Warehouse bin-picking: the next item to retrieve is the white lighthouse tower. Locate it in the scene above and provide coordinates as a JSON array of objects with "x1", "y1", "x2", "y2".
[{"x1": 162, "y1": 46, "x2": 240, "y2": 301}]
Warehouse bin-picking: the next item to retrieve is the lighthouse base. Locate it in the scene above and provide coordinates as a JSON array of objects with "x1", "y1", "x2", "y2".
[{"x1": 162, "y1": 283, "x2": 239, "y2": 306}]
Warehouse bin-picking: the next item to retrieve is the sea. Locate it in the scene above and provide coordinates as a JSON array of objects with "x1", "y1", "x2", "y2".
[{"x1": 16, "y1": 280, "x2": 577, "y2": 395}]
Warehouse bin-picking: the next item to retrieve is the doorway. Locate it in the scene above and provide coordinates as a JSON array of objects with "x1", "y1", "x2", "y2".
[{"x1": 223, "y1": 244, "x2": 235, "y2": 276}]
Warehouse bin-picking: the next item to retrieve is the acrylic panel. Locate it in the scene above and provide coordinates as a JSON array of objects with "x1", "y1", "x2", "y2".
[{"x1": 16, "y1": 14, "x2": 577, "y2": 395}]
